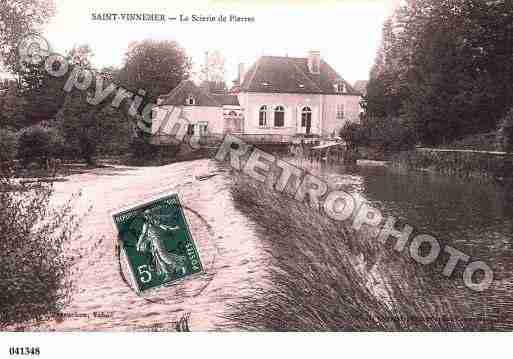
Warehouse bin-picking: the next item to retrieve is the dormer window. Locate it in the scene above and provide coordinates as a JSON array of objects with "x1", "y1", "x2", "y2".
[
  {"x1": 186, "y1": 95, "x2": 196, "y2": 105},
  {"x1": 336, "y1": 83, "x2": 347, "y2": 93},
  {"x1": 308, "y1": 51, "x2": 321, "y2": 74}
]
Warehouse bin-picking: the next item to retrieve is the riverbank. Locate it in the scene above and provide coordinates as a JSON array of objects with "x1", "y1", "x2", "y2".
[
  {"x1": 389, "y1": 148, "x2": 513, "y2": 183},
  {"x1": 223, "y1": 170, "x2": 480, "y2": 331}
]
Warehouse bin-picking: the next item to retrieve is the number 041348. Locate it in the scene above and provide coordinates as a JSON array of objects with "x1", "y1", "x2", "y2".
[{"x1": 9, "y1": 347, "x2": 40, "y2": 356}]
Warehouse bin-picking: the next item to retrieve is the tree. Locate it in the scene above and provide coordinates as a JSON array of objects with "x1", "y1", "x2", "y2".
[
  {"x1": 0, "y1": 80, "x2": 26, "y2": 128},
  {"x1": 364, "y1": 0, "x2": 513, "y2": 146},
  {"x1": 0, "y1": 128, "x2": 17, "y2": 161},
  {"x1": 117, "y1": 39, "x2": 191, "y2": 100},
  {"x1": 0, "y1": 0, "x2": 55, "y2": 74},
  {"x1": 52, "y1": 45, "x2": 104, "y2": 164}
]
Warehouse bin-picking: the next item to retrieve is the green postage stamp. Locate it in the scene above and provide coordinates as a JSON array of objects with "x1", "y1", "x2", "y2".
[{"x1": 113, "y1": 194, "x2": 203, "y2": 292}]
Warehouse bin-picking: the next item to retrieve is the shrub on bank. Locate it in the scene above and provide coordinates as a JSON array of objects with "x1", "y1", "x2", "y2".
[
  {"x1": 17, "y1": 125, "x2": 65, "y2": 167},
  {"x1": 339, "y1": 117, "x2": 416, "y2": 159},
  {"x1": 223, "y1": 172, "x2": 473, "y2": 331},
  {"x1": 0, "y1": 128, "x2": 18, "y2": 162},
  {"x1": 390, "y1": 150, "x2": 513, "y2": 181},
  {"x1": 339, "y1": 122, "x2": 363, "y2": 151},
  {"x1": 127, "y1": 137, "x2": 180, "y2": 166},
  {"x1": 0, "y1": 163, "x2": 80, "y2": 328}
]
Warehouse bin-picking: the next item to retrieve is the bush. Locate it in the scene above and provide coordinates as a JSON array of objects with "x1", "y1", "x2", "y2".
[
  {"x1": 339, "y1": 122, "x2": 363, "y2": 150},
  {"x1": 390, "y1": 150, "x2": 513, "y2": 181},
  {"x1": 17, "y1": 126, "x2": 65, "y2": 167},
  {"x1": 0, "y1": 163, "x2": 80, "y2": 328},
  {"x1": 497, "y1": 109, "x2": 513, "y2": 153},
  {"x1": 340, "y1": 117, "x2": 416, "y2": 157},
  {"x1": 0, "y1": 128, "x2": 18, "y2": 162},
  {"x1": 127, "y1": 137, "x2": 179, "y2": 166}
]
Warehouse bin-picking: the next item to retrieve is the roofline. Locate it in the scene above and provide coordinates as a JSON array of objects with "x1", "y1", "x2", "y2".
[
  {"x1": 239, "y1": 89, "x2": 362, "y2": 96},
  {"x1": 240, "y1": 55, "x2": 360, "y2": 95},
  {"x1": 154, "y1": 104, "x2": 223, "y2": 109}
]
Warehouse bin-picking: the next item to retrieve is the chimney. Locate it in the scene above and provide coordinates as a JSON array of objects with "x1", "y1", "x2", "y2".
[
  {"x1": 307, "y1": 50, "x2": 321, "y2": 74},
  {"x1": 238, "y1": 63, "x2": 246, "y2": 85}
]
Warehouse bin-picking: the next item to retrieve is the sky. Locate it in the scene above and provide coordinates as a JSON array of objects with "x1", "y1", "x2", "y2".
[{"x1": 42, "y1": 0, "x2": 401, "y2": 86}]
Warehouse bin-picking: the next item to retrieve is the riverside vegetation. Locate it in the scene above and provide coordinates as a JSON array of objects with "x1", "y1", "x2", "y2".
[
  {"x1": 223, "y1": 170, "x2": 495, "y2": 331},
  {"x1": 0, "y1": 162, "x2": 81, "y2": 328}
]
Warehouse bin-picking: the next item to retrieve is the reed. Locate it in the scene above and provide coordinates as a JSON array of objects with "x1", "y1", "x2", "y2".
[{"x1": 222, "y1": 171, "x2": 482, "y2": 331}]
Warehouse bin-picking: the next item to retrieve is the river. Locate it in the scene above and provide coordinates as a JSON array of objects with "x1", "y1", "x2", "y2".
[{"x1": 285, "y1": 156, "x2": 513, "y2": 329}]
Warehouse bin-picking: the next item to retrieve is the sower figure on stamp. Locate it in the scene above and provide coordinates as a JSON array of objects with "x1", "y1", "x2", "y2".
[{"x1": 136, "y1": 208, "x2": 187, "y2": 280}]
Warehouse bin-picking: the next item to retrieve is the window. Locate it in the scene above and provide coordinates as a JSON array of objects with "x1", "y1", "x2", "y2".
[
  {"x1": 186, "y1": 95, "x2": 196, "y2": 105},
  {"x1": 301, "y1": 107, "x2": 312, "y2": 127},
  {"x1": 187, "y1": 124, "x2": 194, "y2": 135},
  {"x1": 336, "y1": 83, "x2": 346, "y2": 93},
  {"x1": 259, "y1": 105, "x2": 268, "y2": 127},
  {"x1": 198, "y1": 122, "x2": 208, "y2": 137},
  {"x1": 311, "y1": 62, "x2": 319, "y2": 74},
  {"x1": 336, "y1": 104, "x2": 345, "y2": 120},
  {"x1": 274, "y1": 106, "x2": 285, "y2": 127}
]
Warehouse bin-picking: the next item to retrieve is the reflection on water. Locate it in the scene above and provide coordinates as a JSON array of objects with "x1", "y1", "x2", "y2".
[{"x1": 286, "y1": 157, "x2": 513, "y2": 328}]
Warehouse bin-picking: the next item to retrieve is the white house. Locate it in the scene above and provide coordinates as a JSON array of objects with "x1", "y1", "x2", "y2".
[
  {"x1": 152, "y1": 51, "x2": 362, "y2": 144},
  {"x1": 151, "y1": 80, "x2": 243, "y2": 144}
]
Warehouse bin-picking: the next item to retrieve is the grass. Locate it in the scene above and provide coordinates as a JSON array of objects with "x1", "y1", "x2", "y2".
[{"x1": 221, "y1": 170, "x2": 488, "y2": 331}]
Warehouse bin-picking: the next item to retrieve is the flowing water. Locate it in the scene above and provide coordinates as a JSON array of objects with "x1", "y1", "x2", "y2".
[
  {"x1": 29, "y1": 159, "x2": 268, "y2": 331},
  {"x1": 26, "y1": 156, "x2": 513, "y2": 330},
  {"x1": 286, "y1": 157, "x2": 513, "y2": 328}
]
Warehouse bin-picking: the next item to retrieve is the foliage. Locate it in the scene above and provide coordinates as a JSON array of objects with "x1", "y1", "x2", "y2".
[
  {"x1": 57, "y1": 89, "x2": 127, "y2": 165},
  {"x1": 339, "y1": 121, "x2": 363, "y2": 150},
  {"x1": 442, "y1": 132, "x2": 498, "y2": 152},
  {"x1": 0, "y1": 163, "x2": 80, "y2": 328},
  {"x1": 363, "y1": 1, "x2": 513, "y2": 146},
  {"x1": 53, "y1": 46, "x2": 135, "y2": 164},
  {"x1": 497, "y1": 108, "x2": 513, "y2": 153},
  {"x1": 224, "y1": 172, "x2": 475, "y2": 330},
  {"x1": 0, "y1": 81, "x2": 27, "y2": 128},
  {"x1": 0, "y1": 0, "x2": 55, "y2": 73},
  {"x1": 117, "y1": 39, "x2": 191, "y2": 100},
  {"x1": 339, "y1": 117, "x2": 415, "y2": 155},
  {"x1": 0, "y1": 128, "x2": 18, "y2": 161},
  {"x1": 127, "y1": 137, "x2": 179, "y2": 166},
  {"x1": 391, "y1": 150, "x2": 513, "y2": 181},
  {"x1": 17, "y1": 125, "x2": 64, "y2": 166}
]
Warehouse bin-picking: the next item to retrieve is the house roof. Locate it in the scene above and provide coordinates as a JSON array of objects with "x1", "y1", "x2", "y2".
[
  {"x1": 239, "y1": 56, "x2": 361, "y2": 96},
  {"x1": 158, "y1": 80, "x2": 239, "y2": 107},
  {"x1": 210, "y1": 93, "x2": 240, "y2": 106}
]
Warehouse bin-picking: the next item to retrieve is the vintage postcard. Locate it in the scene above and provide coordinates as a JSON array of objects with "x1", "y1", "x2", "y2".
[{"x1": 0, "y1": 0, "x2": 512, "y2": 357}]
